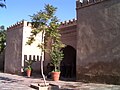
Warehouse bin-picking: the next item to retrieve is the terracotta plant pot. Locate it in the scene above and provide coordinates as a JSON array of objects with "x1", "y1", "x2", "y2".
[
  {"x1": 52, "y1": 72, "x2": 60, "y2": 81},
  {"x1": 27, "y1": 69, "x2": 31, "y2": 77}
]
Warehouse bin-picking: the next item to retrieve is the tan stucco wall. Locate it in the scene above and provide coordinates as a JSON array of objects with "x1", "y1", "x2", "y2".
[{"x1": 22, "y1": 21, "x2": 43, "y2": 73}]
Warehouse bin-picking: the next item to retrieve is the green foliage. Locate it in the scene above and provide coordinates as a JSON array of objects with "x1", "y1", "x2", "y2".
[
  {"x1": 25, "y1": 59, "x2": 35, "y2": 70},
  {"x1": 27, "y1": 4, "x2": 65, "y2": 72},
  {"x1": 50, "y1": 49, "x2": 64, "y2": 72},
  {"x1": 0, "y1": 0, "x2": 6, "y2": 8},
  {"x1": 0, "y1": 30, "x2": 6, "y2": 53}
]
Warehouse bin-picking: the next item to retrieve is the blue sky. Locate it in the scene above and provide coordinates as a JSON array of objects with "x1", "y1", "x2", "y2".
[{"x1": 0, "y1": 0, "x2": 76, "y2": 28}]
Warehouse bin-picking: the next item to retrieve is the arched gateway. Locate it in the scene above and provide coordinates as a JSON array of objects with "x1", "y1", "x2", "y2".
[{"x1": 60, "y1": 45, "x2": 76, "y2": 78}]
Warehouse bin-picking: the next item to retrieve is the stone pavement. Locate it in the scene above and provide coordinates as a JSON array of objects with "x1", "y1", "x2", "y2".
[{"x1": 0, "y1": 72, "x2": 120, "y2": 90}]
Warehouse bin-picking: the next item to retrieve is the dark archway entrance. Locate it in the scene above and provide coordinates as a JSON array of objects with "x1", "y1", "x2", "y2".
[{"x1": 60, "y1": 45, "x2": 76, "y2": 78}]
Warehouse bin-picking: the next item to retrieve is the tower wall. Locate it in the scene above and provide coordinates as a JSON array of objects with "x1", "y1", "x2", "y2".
[
  {"x1": 4, "y1": 21, "x2": 23, "y2": 74},
  {"x1": 76, "y1": 0, "x2": 120, "y2": 84},
  {"x1": 4, "y1": 21, "x2": 42, "y2": 75}
]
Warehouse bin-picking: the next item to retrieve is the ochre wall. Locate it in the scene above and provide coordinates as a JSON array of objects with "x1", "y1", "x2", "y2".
[{"x1": 76, "y1": 0, "x2": 120, "y2": 84}]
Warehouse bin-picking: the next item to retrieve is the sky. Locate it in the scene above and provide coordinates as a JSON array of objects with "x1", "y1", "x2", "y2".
[{"x1": 0, "y1": 0, "x2": 76, "y2": 28}]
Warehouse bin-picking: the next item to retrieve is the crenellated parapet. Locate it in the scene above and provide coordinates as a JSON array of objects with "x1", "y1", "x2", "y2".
[
  {"x1": 7, "y1": 19, "x2": 77, "y2": 30},
  {"x1": 59, "y1": 18, "x2": 77, "y2": 29},
  {"x1": 7, "y1": 20, "x2": 24, "y2": 31},
  {"x1": 76, "y1": 0, "x2": 107, "y2": 9},
  {"x1": 7, "y1": 20, "x2": 31, "y2": 31}
]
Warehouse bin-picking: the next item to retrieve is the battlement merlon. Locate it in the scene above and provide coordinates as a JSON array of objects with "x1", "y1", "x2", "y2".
[
  {"x1": 7, "y1": 20, "x2": 32, "y2": 31},
  {"x1": 59, "y1": 18, "x2": 77, "y2": 29},
  {"x1": 76, "y1": 0, "x2": 107, "y2": 9}
]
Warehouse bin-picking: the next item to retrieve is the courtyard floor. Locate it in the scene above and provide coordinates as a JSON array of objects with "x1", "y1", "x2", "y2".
[{"x1": 0, "y1": 72, "x2": 120, "y2": 90}]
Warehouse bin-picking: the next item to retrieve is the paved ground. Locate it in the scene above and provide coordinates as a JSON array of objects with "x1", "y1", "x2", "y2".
[{"x1": 0, "y1": 72, "x2": 120, "y2": 90}]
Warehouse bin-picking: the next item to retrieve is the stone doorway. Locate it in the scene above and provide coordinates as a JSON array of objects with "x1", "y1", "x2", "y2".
[{"x1": 60, "y1": 45, "x2": 76, "y2": 78}]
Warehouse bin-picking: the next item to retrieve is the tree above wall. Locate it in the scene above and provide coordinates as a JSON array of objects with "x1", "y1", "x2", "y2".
[
  {"x1": 0, "y1": 28, "x2": 6, "y2": 53},
  {"x1": 0, "y1": 0, "x2": 6, "y2": 8}
]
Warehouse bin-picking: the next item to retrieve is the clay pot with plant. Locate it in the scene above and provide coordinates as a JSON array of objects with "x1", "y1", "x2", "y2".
[
  {"x1": 25, "y1": 60, "x2": 34, "y2": 77},
  {"x1": 50, "y1": 47, "x2": 64, "y2": 81}
]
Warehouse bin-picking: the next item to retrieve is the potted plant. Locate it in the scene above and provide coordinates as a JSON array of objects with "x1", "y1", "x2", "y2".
[
  {"x1": 47, "y1": 16, "x2": 65, "y2": 81},
  {"x1": 50, "y1": 47, "x2": 64, "y2": 81},
  {"x1": 25, "y1": 59, "x2": 34, "y2": 77}
]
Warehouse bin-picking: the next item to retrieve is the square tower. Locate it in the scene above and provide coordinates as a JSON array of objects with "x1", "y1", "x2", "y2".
[{"x1": 4, "y1": 21, "x2": 43, "y2": 75}]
